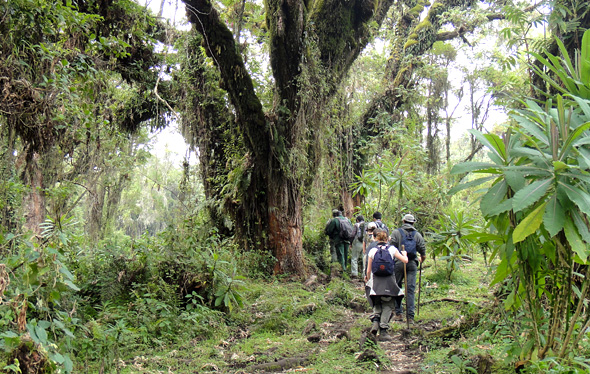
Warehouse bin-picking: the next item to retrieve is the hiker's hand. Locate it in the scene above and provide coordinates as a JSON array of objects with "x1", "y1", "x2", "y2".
[{"x1": 420, "y1": 256, "x2": 426, "y2": 263}]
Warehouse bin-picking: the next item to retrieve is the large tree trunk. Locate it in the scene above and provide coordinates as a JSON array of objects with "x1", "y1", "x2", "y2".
[
  {"x1": 182, "y1": 0, "x2": 396, "y2": 274},
  {"x1": 22, "y1": 151, "x2": 45, "y2": 234}
]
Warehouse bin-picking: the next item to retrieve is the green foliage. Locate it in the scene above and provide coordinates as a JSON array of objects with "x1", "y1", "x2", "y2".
[
  {"x1": 429, "y1": 210, "x2": 480, "y2": 279},
  {"x1": 450, "y1": 29, "x2": 590, "y2": 364},
  {"x1": 0, "y1": 236, "x2": 80, "y2": 373}
]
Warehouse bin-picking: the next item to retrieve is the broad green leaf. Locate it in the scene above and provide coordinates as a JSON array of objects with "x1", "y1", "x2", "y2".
[
  {"x1": 447, "y1": 176, "x2": 496, "y2": 195},
  {"x1": 58, "y1": 264, "x2": 75, "y2": 280},
  {"x1": 488, "y1": 199, "x2": 514, "y2": 216},
  {"x1": 544, "y1": 195, "x2": 565, "y2": 237},
  {"x1": 504, "y1": 170, "x2": 526, "y2": 191},
  {"x1": 491, "y1": 253, "x2": 511, "y2": 286},
  {"x1": 573, "y1": 136, "x2": 590, "y2": 146},
  {"x1": 561, "y1": 172, "x2": 590, "y2": 185},
  {"x1": 468, "y1": 129, "x2": 506, "y2": 162},
  {"x1": 512, "y1": 178, "x2": 552, "y2": 213},
  {"x1": 578, "y1": 147, "x2": 590, "y2": 168},
  {"x1": 64, "y1": 280, "x2": 80, "y2": 291},
  {"x1": 559, "y1": 181, "x2": 590, "y2": 217},
  {"x1": 461, "y1": 232, "x2": 505, "y2": 243},
  {"x1": 64, "y1": 356, "x2": 74, "y2": 373},
  {"x1": 572, "y1": 210, "x2": 590, "y2": 243},
  {"x1": 514, "y1": 201, "x2": 548, "y2": 243},
  {"x1": 481, "y1": 180, "x2": 507, "y2": 216},
  {"x1": 27, "y1": 323, "x2": 39, "y2": 343},
  {"x1": 568, "y1": 97, "x2": 590, "y2": 120},
  {"x1": 35, "y1": 325, "x2": 48, "y2": 344},
  {"x1": 553, "y1": 161, "x2": 567, "y2": 171},
  {"x1": 541, "y1": 241, "x2": 557, "y2": 264},
  {"x1": 50, "y1": 352, "x2": 65, "y2": 364},
  {"x1": 511, "y1": 146, "x2": 550, "y2": 160},
  {"x1": 511, "y1": 112, "x2": 549, "y2": 146},
  {"x1": 564, "y1": 217, "x2": 589, "y2": 263}
]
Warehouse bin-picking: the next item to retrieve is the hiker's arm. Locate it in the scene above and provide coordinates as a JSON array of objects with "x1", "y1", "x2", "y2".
[
  {"x1": 365, "y1": 257, "x2": 373, "y2": 281},
  {"x1": 394, "y1": 250, "x2": 408, "y2": 264}
]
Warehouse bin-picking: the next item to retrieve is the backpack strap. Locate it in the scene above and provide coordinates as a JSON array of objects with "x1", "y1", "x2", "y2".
[{"x1": 397, "y1": 227, "x2": 406, "y2": 242}]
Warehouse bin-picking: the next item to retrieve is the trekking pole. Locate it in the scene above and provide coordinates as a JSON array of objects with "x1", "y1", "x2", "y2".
[
  {"x1": 417, "y1": 259, "x2": 422, "y2": 316},
  {"x1": 402, "y1": 245, "x2": 409, "y2": 329}
]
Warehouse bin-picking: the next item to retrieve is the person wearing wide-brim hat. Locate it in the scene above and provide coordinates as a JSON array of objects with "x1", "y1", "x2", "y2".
[{"x1": 389, "y1": 214, "x2": 426, "y2": 325}]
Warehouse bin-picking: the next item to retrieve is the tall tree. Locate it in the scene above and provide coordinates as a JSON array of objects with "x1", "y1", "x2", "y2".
[{"x1": 181, "y1": 0, "x2": 400, "y2": 274}]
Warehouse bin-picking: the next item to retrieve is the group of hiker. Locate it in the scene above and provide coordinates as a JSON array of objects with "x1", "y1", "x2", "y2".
[{"x1": 324, "y1": 210, "x2": 426, "y2": 341}]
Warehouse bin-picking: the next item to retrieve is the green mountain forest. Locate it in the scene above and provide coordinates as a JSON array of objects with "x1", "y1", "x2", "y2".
[{"x1": 1, "y1": 0, "x2": 590, "y2": 372}]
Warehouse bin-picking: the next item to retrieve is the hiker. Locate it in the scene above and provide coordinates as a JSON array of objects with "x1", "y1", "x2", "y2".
[
  {"x1": 372, "y1": 211, "x2": 389, "y2": 237},
  {"x1": 390, "y1": 214, "x2": 426, "y2": 325},
  {"x1": 363, "y1": 222, "x2": 377, "y2": 272},
  {"x1": 365, "y1": 230, "x2": 408, "y2": 341},
  {"x1": 324, "y1": 209, "x2": 340, "y2": 264},
  {"x1": 324, "y1": 209, "x2": 351, "y2": 271},
  {"x1": 350, "y1": 215, "x2": 365, "y2": 278}
]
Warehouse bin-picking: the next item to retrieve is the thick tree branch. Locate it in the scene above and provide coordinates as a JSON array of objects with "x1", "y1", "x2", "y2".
[
  {"x1": 183, "y1": 0, "x2": 268, "y2": 159},
  {"x1": 437, "y1": 2, "x2": 542, "y2": 42},
  {"x1": 303, "y1": 0, "x2": 399, "y2": 85},
  {"x1": 265, "y1": 0, "x2": 306, "y2": 108},
  {"x1": 361, "y1": 0, "x2": 474, "y2": 133}
]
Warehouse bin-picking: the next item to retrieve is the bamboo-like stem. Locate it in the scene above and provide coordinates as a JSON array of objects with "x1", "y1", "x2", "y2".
[
  {"x1": 572, "y1": 311, "x2": 590, "y2": 349},
  {"x1": 562, "y1": 265, "x2": 590, "y2": 356}
]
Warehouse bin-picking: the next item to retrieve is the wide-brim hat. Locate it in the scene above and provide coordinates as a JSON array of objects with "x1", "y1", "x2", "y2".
[{"x1": 403, "y1": 214, "x2": 416, "y2": 223}]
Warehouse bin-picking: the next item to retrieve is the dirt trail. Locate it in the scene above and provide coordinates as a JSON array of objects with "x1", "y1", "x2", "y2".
[{"x1": 349, "y1": 280, "x2": 431, "y2": 374}]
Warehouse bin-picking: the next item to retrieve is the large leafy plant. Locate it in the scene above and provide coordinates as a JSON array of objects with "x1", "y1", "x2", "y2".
[
  {"x1": 450, "y1": 29, "x2": 590, "y2": 365},
  {"x1": 429, "y1": 210, "x2": 480, "y2": 280}
]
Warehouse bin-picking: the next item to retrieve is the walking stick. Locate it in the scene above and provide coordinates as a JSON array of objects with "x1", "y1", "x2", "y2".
[
  {"x1": 402, "y1": 245, "x2": 409, "y2": 329},
  {"x1": 417, "y1": 259, "x2": 422, "y2": 316}
]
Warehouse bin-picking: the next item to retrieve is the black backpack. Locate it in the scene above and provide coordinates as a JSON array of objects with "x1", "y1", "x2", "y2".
[
  {"x1": 398, "y1": 228, "x2": 417, "y2": 260},
  {"x1": 338, "y1": 218, "x2": 355, "y2": 241},
  {"x1": 356, "y1": 222, "x2": 365, "y2": 242},
  {"x1": 372, "y1": 244, "x2": 395, "y2": 276}
]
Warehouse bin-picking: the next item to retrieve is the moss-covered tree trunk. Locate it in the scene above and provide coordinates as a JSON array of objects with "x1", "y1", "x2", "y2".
[
  {"x1": 183, "y1": 0, "x2": 395, "y2": 274},
  {"x1": 21, "y1": 151, "x2": 45, "y2": 234}
]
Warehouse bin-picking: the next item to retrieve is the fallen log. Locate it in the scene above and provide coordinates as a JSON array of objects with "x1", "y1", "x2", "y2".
[
  {"x1": 421, "y1": 298, "x2": 472, "y2": 306},
  {"x1": 247, "y1": 356, "x2": 309, "y2": 372}
]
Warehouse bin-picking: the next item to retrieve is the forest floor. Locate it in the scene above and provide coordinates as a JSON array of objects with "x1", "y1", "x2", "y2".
[{"x1": 109, "y1": 254, "x2": 511, "y2": 374}]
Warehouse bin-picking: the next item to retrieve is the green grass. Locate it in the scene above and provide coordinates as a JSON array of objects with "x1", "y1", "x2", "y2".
[{"x1": 77, "y1": 254, "x2": 579, "y2": 374}]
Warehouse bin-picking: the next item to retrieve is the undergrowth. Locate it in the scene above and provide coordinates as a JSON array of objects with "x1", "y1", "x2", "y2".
[{"x1": 1, "y1": 225, "x2": 589, "y2": 373}]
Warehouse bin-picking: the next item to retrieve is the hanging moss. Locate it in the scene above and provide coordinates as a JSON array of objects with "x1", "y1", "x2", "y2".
[{"x1": 403, "y1": 39, "x2": 420, "y2": 49}]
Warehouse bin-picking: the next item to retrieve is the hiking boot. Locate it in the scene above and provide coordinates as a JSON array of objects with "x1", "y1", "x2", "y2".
[
  {"x1": 379, "y1": 329, "x2": 392, "y2": 341},
  {"x1": 370, "y1": 321, "x2": 380, "y2": 335},
  {"x1": 393, "y1": 314, "x2": 403, "y2": 322},
  {"x1": 407, "y1": 319, "x2": 415, "y2": 326}
]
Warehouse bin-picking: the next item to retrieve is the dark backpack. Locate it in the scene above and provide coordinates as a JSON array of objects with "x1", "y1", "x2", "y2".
[
  {"x1": 372, "y1": 244, "x2": 395, "y2": 276},
  {"x1": 375, "y1": 220, "x2": 389, "y2": 235},
  {"x1": 398, "y1": 228, "x2": 417, "y2": 260},
  {"x1": 338, "y1": 218, "x2": 355, "y2": 241},
  {"x1": 356, "y1": 222, "x2": 365, "y2": 241}
]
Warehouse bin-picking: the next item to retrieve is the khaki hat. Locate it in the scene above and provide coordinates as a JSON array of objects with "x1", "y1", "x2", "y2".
[
  {"x1": 367, "y1": 222, "x2": 377, "y2": 230},
  {"x1": 403, "y1": 214, "x2": 416, "y2": 223}
]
